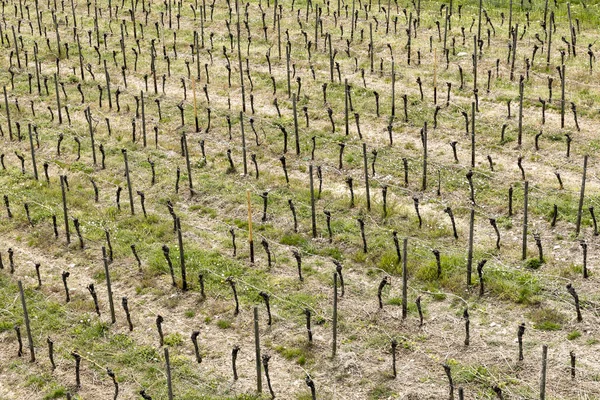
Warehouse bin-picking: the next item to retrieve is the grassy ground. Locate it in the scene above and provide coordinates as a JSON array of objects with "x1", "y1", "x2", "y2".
[{"x1": 0, "y1": 0, "x2": 600, "y2": 398}]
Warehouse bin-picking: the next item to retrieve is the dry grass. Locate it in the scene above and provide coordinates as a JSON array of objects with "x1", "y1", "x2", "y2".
[{"x1": 0, "y1": 0, "x2": 599, "y2": 399}]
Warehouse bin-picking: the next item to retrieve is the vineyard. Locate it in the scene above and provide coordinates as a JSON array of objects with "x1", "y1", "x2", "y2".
[{"x1": 0, "y1": 0, "x2": 599, "y2": 398}]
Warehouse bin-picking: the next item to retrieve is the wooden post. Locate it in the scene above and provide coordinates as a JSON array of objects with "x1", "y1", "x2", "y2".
[
  {"x1": 407, "y1": 13, "x2": 412, "y2": 65},
  {"x1": 18, "y1": 281, "x2": 35, "y2": 362},
  {"x1": 434, "y1": 49, "x2": 438, "y2": 104},
  {"x1": 235, "y1": 0, "x2": 246, "y2": 111},
  {"x1": 370, "y1": 23, "x2": 374, "y2": 72},
  {"x1": 421, "y1": 122, "x2": 427, "y2": 191},
  {"x1": 176, "y1": 217, "x2": 187, "y2": 291},
  {"x1": 240, "y1": 112, "x2": 247, "y2": 176},
  {"x1": 60, "y1": 175, "x2": 70, "y2": 244},
  {"x1": 315, "y1": 4, "x2": 320, "y2": 48},
  {"x1": 363, "y1": 143, "x2": 371, "y2": 211},
  {"x1": 332, "y1": 272, "x2": 338, "y2": 357},
  {"x1": 344, "y1": 79, "x2": 349, "y2": 135},
  {"x1": 567, "y1": 3, "x2": 575, "y2": 57},
  {"x1": 77, "y1": 31, "x2": 85, "y2": 80},
  {"x1": 402, "y1": 238, "x2": 408, "y2": 319},
  {"x1": 546, "y1": 12, "x2": 553, "y2": 69},
  {"x1": 12, "y1": 26, "x2": 21, "y2": 68},
  {"x1": 3, "y1": 86, "x2": 13, "y2": 140},
  {"x1": 523, "y1": 181, "x2": 529, "y2": 260},
  {"x1": 104, "y1": 60, "x2": 112, "y2": 109},
  {"x1": 182, "y1": 133, "x2": 193, "y2": 193},
  {"x1": 247, "y1": 190, "x2": 254, "y2": 263},
  {"x1": 350, "y1": 0, "x2": 355, "y2": 39},
  {"x1": 165, "y1": 348, "x2": 174, "y2": 400},
  {"x1": 293, "y1": 94, "x2": 300, "y2": 155},
  {"x1": 254, "y1": 307, "x2": 262, "y2": 393},
  {"x1": 540, "y1": 345, "x2": 548, "y2": 400},
  {"x1": 34, "y1": 0, "x2": 41, "y2": 34},
  {"x1": 443, "y1": 8, "x2": 448, "y2": 53},
  {"x1": 192, "y1": 79, "x2": 199, "y2": 132},
  {"x1": 575, "y1": 155, "x2": 588, "y2": 236},
  {"x1": 141, "y1": 91, "x2": 146, "y2": 146},
  {"x1": 54, "y1": 74, "x2": 63, "y2": 124},
  {"x1": 286, "y1": 42, "x2": 291, "y2": 98},
  {"x1": 386, "y1": 0, "x2": 391, "y2": 33},
  {"x1": 508, "y1": 0, "x2": 513, "y2": 38},
  {"x1": 560, "y1": 64, "x2": 566, "y2": 128},
  {"x1": 467, "y1": 208, "x2": 474, "y2": 286},
  {"x1": 122, "y1": 149, "x2": 135, "y2": 215},
  {"x1": 329, "y1": 33, "x2": 334, "y2": 81},
  {"x1": 473, "y1": 35, "x2": 477, "y2": 91},
  {"x1": 543, "y1": 0, "x2": 549, "y2": 34},
  {"x1": 477, "y1": 0, "x2": 482, "y2": 42},
  {"x1": 277, "y1": 13, "x2": 282, "y2": 60},
  {"x1": 86, "y1": 108, "x2": 97, "y2": 165},
  {"x1": 309, "y1": 165, "x2": 317, "y2": 238},
  {"x1": 28, "y1": 124, "x2": 38, "y2": 180},
  {"x1": 391, "y1": 61, "x2": 396, "y2": 116},
  {"x1": 518, "y1": 76, "x2": 524, "y2": 146},
  {"x1": 471, "y1": 102, "x2": 475, "y2": 168},
  {"x1": 103, "y1": 247, "x2": 116, "y2": 323}
]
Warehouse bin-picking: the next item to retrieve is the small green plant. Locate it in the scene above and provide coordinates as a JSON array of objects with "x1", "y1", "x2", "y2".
[
  {"x1": 368, "y1": 383, "x2": 394, "y2": 399},
  {"x1": 274, "y1": 345, "x2": 307, "y2": 365},
  {"x1": 527, "y1": 307, "x2": 566, "y2": 331},
  {"x1": 567, "y1": 330, "x2": 582, "y2": 340},
  {"x1": 163, "y1": 332, "x2": 184, "y2": 347},
  {"x1": 524, "y1": 258, "x2": 543, "y2": 270},
  {"x1": 216, "y1": 319, "x2": 232, "y2": 329}
]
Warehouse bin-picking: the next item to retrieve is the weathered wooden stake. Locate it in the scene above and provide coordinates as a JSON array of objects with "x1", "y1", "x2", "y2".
[
  {"x1": 254, "y1": 306, "x2": 262, "y2": 392},
  {"x1": 247, "y1": 190, "x2": 254, "y2": 263},
  {"x1": 560, "y1": 64, "x2": 566, "y2": 128},
  {"x1": 523, "y1": 181, "x2": 529, "y2": 260},
  {"x1": 102, "y1": 247, "x2": 116, "y2": 324},
  {"x1": 176, "y1": 217, "x2": 187, "y2": 290},
  {"x1": 28, "y1": 124, "x2": 38, "y2": 180},
  {"x1": 575, "y1": 155, "x2": 588, "y2": 236},
  {"x1": 235, "y1": 0, "x2": 245, "y2": 111},
  {"x1": 332, "y1": 272, "x2": 338, "y2": 358},
  {"x1": 401, "y1": 238, "x2": 408, "y2": 319},
  {"x1": 471, "y1": 102, "x2": 475, "y2": 168},
  {"x1": 518, "y1": 322, "x2": 526, "y2": 361},
  {"x1": 362, "y1": 143, "x2": 371, "y2": 211},
  {"x1": 3, "y1": 86, "x2": 13, "y2": 140},
  {"x1": 467, "y1": 209, "x2": 475, "y2": 286},
  {"x1": 309, "y1": 165, "x2": 317, "y2": 238},
  {"x1": 164, "y1": 347, "x2": 174, "y2": 400},
  {"x1": 54, "y1": 74, "x2": 63, "y2": 124},
  {"x1": 293, "y1": 94, "x2": 300, "y2": 155},
  {"x1": 240, "y1": 112, "x2": 247, "y2": 176},
  {"x1": 122, "y1": 149, "x2": 135, "y2": 215},
  {"x1": 540, "y1": 345, "x2": 548, "y2": 400},
  {"x1": 518, "y1": 76, "x2": 524, "y2": 146},
  {"x1": 60, "y1": 175, "x2": 70, "y2": 244},
  {"x1": 464, "y1": 308, "x2": 470, "y2": 346},
  {"x1": 18, "y1": 281, "x2": 35, "y2": 362}
]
